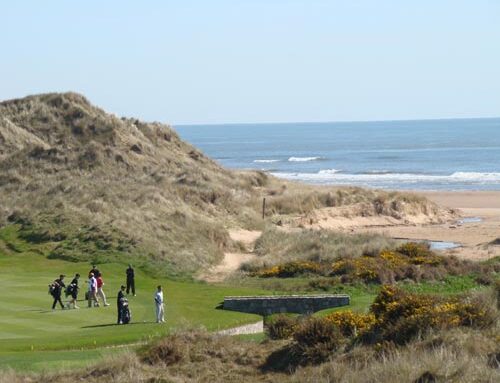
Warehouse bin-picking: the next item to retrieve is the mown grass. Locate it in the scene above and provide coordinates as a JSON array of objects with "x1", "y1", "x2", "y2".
[
  {"x1": 0, "y1": 227, "x2": 269, "y2": 371},
  {"x1": 0, "y1": 348, "x2": 125, "y2": 372}
]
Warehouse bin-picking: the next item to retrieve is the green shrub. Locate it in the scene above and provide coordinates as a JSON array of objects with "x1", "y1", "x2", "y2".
[
  {"x1": 292, "y1": 317, "x2": 344, "y2": 365},
  {"x1": 256, "y1": 261, "x2": 323, "y2": 278},
  {"x1": 266, "y1": 314, "x2": 299, "y2": 340},
  {"x1": 364, "y1": 285, "x2": 499, "y2": 345},
  {"x1": 495, "y1": 280, "x2": 500, "y2": 310}
]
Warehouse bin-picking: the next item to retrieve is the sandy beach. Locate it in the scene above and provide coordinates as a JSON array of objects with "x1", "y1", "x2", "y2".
[
  {"x1": 283, "y1": 190, "x2": 500, "y2": 261},
  {"x1": 361, "y1": 191, "x2": 500, "y2": 261}
]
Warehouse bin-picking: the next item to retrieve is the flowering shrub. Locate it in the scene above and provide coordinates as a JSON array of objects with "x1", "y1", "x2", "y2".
[
  {"x1": 397, "y1": 242, "x2": 442, "y2": 265},
  {"x1": 329, "y1": 244, "x2": 446, "y2": 283},
  {"x1": 253, "y1": 241, "x2": 490, "y2": 284},
  {"x1": 365, "y1": 285, "x2": 497, "y2": 345},
  {"x1": 379, "y1": 250, "x2": 407, "y2": 267},
  {"x1": 256, "y1": 261, "x2": 322, "y2": 278},
  {"x1": 324, "y1": 310, "x2": 376, "y2": 337},
  {"x1": 331, "y1": 257, "x2": 383, "y2": 283}
]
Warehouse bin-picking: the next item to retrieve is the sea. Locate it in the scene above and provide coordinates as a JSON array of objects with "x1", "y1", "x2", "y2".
[{"x1": 175, "y1": 118, "x2": 500, "y2": 191}]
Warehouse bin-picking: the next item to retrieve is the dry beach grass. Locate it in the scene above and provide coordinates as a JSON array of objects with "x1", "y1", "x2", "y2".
[{"x1": 0, "y1": 92, "x2": 453, "y2": 276}]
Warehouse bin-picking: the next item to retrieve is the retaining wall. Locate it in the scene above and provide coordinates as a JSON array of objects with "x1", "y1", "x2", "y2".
[{"x1": 223, "y1": 294, "x2": 350, "y2": 316}]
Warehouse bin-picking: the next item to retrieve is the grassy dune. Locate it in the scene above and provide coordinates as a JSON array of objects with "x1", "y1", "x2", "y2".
[{"x1": 0, "y1": 92, "x2": 455, "y2": 276}]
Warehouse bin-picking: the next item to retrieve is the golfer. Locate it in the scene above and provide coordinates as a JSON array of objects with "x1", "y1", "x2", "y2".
[
  {"x1": 51, "y1": 274, "x2": 66, "y2": 310},
  {"x1": 154, "y1": 285, "x2": 165, "y2": 323},
  {"x1": 67, "y1": 273, "x2": 80, "y2": 309},
  {"x1": 96, "y1": 274, "x2": 110, "y2": 306},
  {"x1": 87, "y1": 272, "x2": 99, "y2": 307},
  {"x1": 117, "y1": 285, "x2": 126, "y2": 324},
  {"x1": 126, "y1": 264, "x2": 135, "y2": 296}
]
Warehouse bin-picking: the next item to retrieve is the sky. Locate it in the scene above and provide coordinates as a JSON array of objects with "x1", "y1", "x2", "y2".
[{"x1": 1, "y1": 1, "x2": 499, "y2": 125}]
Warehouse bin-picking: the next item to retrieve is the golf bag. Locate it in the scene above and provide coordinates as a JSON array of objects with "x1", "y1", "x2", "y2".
[{"x1": 121, "y1": 299, "x2": 131, "y2": 324}]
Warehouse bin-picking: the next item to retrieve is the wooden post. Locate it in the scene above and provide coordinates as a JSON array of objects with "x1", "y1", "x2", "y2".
[{"x1": 262, "y1": 197, "x2": 266, "y2": 219}]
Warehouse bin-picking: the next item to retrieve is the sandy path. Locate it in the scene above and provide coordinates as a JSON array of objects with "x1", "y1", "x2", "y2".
[
  {"x1": 228, "y1": 229, "x2": 262, "y2": 248},
  {"x1": 199, "y1": 229, "x2": 261, "y2": 283}
]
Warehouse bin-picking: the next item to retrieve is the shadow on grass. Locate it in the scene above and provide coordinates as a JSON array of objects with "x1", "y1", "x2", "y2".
[
  {"x1": 260, "y1": 344, "x2": 299, "y2": 373},
  {"x1": 82, "y1": 321, "x2": 157, "y2": 329}
]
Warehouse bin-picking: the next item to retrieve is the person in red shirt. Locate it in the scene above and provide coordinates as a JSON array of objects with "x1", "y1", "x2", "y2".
[{"x1": 96, "y1": 274, "x2": 110, "y2": 306}]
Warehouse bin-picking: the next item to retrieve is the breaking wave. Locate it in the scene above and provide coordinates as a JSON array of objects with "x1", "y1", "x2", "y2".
[
  {"x1": 253, "y1": 159, "x2": 281, "y2": 163},
  {"x1": 288, "y1": 156, "x2": 322, "y2": 162},
  {"x1": 270, "y1": 171, "x2": 500, "y2": 188}
]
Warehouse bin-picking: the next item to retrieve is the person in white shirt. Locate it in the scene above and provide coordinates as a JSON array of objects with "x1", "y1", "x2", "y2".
[
  {"x1": 87, "y1": 273, "x2": 99, "y2": 308},
  {"x1": 154, "y1": 285, "x2": 165, "y2": 323}
]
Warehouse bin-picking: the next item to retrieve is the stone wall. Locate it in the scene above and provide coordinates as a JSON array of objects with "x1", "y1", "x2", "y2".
[{"x1": 223, "y1": 294, "x2": 350, "y2": 316}]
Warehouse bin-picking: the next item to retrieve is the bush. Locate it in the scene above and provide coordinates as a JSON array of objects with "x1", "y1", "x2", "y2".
[
  {"x1": 495, "y1": 280, "x2": 500, "y2": 310},
  {"x1": 292, "y1": 317, "x2": 344, "y2": 365},
  {"x1": 266, "y1": 314, "x2": 299, "y2": 340},
  {"x1": 256, "y1": 261, "x2": 323, "y2": 278},
  {"x1": 324, "y1": 310, "x2": 376, "y2": 337},
  {"x1": 142, "y1": 335, "x2": 186, "y2": 365},
  {"x1": 397, "y1": 242, "x2": 442, "y2": 265},
  {"x1": 308, "y1": 277, "x2": 340, "y2": 291},
  {"x1": 364, "y1": 285, "x2": 499, "y2": 345},
  {"x1": 333, "y1": 257, "x2": 383, "y2": 283},
  {"x1": 252, "y1": 237, "x2": 496, "y2": 285}
]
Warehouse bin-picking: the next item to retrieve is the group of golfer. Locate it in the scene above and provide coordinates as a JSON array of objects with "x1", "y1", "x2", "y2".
[{"x1": 48, "y1": 264, "x2": 165, "y2": 324}]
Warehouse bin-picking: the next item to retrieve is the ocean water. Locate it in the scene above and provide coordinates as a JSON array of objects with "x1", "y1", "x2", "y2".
[{"x1": 175, "y1": 118, "x2": 500, "y2": 191}]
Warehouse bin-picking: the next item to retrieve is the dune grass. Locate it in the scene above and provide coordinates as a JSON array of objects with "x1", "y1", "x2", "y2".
[
  {"x1": 244, "y1": 228, "x2": 396, "y2": 271},
  {"x1": 0, "y1": 92, "x2": 457, "y2": 278}
]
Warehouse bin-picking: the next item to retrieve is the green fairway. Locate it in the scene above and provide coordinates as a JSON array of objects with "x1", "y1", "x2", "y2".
[
  {"x1": 0, "y1": 348, "x2": 129, "y2": 372},
  {"x1": 0, "y1": 226, "x2": 268, "y2": 370}
]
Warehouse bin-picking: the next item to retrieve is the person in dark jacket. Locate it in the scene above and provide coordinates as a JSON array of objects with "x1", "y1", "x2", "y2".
[
  {"x1": 51, "y1": 274, "x2": 66, "y2": 310},
  {"x1": 67, "y1": 273, "x2": 80, "y2": 309},
  {"x1": 89, "y1": 264, "x2": 100, "y2": 278},
  {"x1": 117, "y1": 285, "x2": 126, "y2": 324},
  {"x1": 126, "y1": 264, "x2": 135, "y2": 296}
]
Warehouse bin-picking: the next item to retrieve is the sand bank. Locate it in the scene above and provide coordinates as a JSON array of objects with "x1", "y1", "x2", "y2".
[{"x1": 361, "y1": 191, "x2": 500, "y2": 261}]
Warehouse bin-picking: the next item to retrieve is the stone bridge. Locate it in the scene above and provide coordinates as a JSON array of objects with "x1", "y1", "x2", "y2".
[{"x1": 223, "y1": 294, "x2": 350, "y2": 316}]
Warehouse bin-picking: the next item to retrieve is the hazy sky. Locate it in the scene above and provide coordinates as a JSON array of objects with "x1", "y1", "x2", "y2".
[{"x1": 2, "y1": 1, "x2": 499, "y2": 125}]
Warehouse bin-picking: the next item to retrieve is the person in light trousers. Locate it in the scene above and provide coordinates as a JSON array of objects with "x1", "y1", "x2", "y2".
[
  {"x1": 88, "y1": 273, "x2": 99, "y2": 307},
  {"x1": 96, "y1": 274, "x2": 110, "y2": 306},
  {"x1": 154, "y1": 285, "x2": 165, "y2": 323}
]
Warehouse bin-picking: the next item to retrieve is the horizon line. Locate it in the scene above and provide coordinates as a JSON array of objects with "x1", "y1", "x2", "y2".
[{"x1": 174, "y1": 115, "x2": 500, "y2": 127}]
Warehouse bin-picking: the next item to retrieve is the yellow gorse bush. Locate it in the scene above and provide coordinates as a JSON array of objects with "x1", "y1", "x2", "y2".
[
  {"x1": 256, "y1": 242, "x2": 478, "y2": 284},
  {"x1": 366, "y1": 285, "x2": 496, "y2": 344},
  {"x1": 324, "y1": 310, "x2": 376, "y2": 337},
  {"x1": 257, "y1": 260, "x2": 322, "y2": 278}
]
